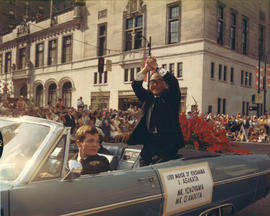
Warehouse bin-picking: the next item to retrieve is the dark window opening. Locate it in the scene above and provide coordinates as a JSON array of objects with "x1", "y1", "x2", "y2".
[
  {"x1": 124, "y1": 69, "x2": 128, "y2": 82},
  {"x1": 211, "y1": 62, "x2": 214, "y2": 78},
  {"x1": 230, "y1": 67, "x2": 234, "y2": 83},
  {"x1": 168, "y1": 5, "x2": 180, "y2": 44},
  {"x1": 98, "y1": 24, "x2": 107, "y2": 56},
  {"x1": 218, "y1": 64, "x2": 222, "y2": 80},
  {"x1": 48, "y1": 40, "x2": 57, "y2": 65},
  {"x1": 62, "y1": 35, "x2": 72, "y2": 63}
]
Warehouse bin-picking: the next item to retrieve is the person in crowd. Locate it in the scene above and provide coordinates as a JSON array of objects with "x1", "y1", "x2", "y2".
[
  {"x1": 125, "y1": 56, "x2": 185, "y2": 166},
  {"x1": 77, "y1": 96, "x2": 84, "y2": 110},
  {"x1": 16, "y1": 95, "x2": 27, "y2": 110},
  {"x1": 75, "y1": 125, "x2": 110, "y2": 175},
  {"x1": 83, "y1": 104, "x2": 90, "y2": 112},
  {"x1": 101, "y1": 112, "x2": 111, "y2": 142},
  {"x1": 64, "y1": 108, "x2": 76, "y2": 133},
  {"x1": 127, "y1": 104, "x2": 135, "y2": 113},
  {"x1": 55, "y1": 98, "x2": 64, "y2": 111},
  {"x1": 81, "y1": 110, "x2": 90, "y2": 125}
]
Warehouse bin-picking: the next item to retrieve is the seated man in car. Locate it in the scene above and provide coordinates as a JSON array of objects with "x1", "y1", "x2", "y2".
[{"x1": 75, "y1": 125, "x2": 110, "y2": 175}]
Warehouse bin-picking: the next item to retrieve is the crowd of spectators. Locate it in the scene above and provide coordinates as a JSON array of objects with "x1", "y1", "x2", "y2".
[
  {"x1": 0, "y1": 96, "x2": 270, "y2": 143},
  {"x1": 204, "y1": 112, "x2": 270, "y2": 143},
  {"x1": 0, "y1": 97, "x2": 140, "y2": 143}
]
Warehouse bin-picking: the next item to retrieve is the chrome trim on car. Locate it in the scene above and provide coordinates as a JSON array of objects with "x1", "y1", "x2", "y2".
[
  {"x1": 61, "y1": 127, "x2": 71, "y2": 178},
  {"x1": 214, "y1": 170, "x2": 270, "y2": 186},
  {"x1": 198, "y1": 203, "x2": 233, "y2": 216},
  {"x1": 61, "y1": 194, "x2": 162, "y2": 216}
]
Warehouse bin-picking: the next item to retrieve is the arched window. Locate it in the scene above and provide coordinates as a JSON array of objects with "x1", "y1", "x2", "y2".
[
  {"x1": 20, "y1": 84, "x2": 27, "y2": 98},
  {"x1": 62, "y1": 82, "x2": 72, "y2": 108},
  {"x1": 35, "y1": 84, "x2": 43, "y2": 107},
  {"x1": 48, "y1": 83, "x2": 57, "y2": 106}
]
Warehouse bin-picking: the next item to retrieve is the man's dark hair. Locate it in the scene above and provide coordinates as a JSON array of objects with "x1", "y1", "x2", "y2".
[{"x1": 75, "y1": 125, "x2": 99, "y2": 142}]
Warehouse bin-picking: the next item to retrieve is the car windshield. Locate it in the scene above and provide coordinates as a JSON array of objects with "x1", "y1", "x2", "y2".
[{"x1": 0, "y1": 119, "x2": 50, "y2": 181}]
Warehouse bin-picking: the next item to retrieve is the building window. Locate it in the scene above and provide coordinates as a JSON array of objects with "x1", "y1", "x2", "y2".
[
  {"x1": 217, "y1": 98, "x2": 221, "y2": 114},
  {"x1": 169, "y1": 63, "x2": 175, "y2": 74},
  {"x1": 222, "y1": 98, "x2": 226, "y2": 114},
  {"x1": 246, "y1": 102, "x2": 249, "y2": 116},
  {"x1": 210, "y1": 62, "x2": 214, "y2": 78},
  {"x1": 130, "y1": 68, "x2": 135, "y2": 81},
  {"x1": 104, "y1": 71, "x2": 108, "y2": 84},
  {"x1": 124, "y1": 68, "x2": 138, "y2": 82},
  {"x1": 48, "y1": 39, "x2": 57, "y2": 65},
  {"x1": 242, "y1": 17, "x2": 248, "y2": 54},
  {"x1": 125, "y1": 15, "x2": 143, "y2": 51},
  {"x1": 18, "y1": 48, "x2": 26, "y2": 69},
  {"x1": 35, "y1": 84, "x2": 43, "y2": 107},
  {"x1": 162, "y1": 64, "x2": 167, "y2": 70},
  {"x1": 242, "y1": 101, "x2": 245, "y2": 115},
  {"x1": 208, "y1": 105, "x2": 212, "y2": 113},
  {"x1": 168, "y1": 4, "x2": 180, "y2": 44},
  {"x1": 259, "y1": 25, "x2": 264, "y2": 58},
  {"x1": 98, "y1": 24, "x2": 107, "y2": 56},
  {"x1": 230, "y1": 67, "x2": 234, "y2": 83},
  {"x1": 241, "y1": 70, "x2": 244, "y2": 85},
  {"x1": 0, "y1": 54, "x2": 3, "y2": 74},
  {"x1": 99, "y1": 72, "x2": 102, "y2": 84},
  {"x1": 218, "y1": 64, "x2": 222, "y2": 80},
  {"x1": 48, "y1": 83, "x2": 57, "y2": 106},
  {"x1": 62, "y1": 35, "x2": 72, "y2": 63},
  {"x1": 94, "y1": 72, "x2": 97, "y2": 84},
  {"x1": 230, "y1": 12, "x2": 236, "y2": 50},
  {"x1": 35, "y1": 43, "x2": 44, "y2": 67},
  {"x1": 124, "y1": 69, "x2": 128, "y2": 82},
  {"x1": 249, "y1": 72, "x2": 252, "y2": 86},
  {"x1": 177, "y1": 62, "x2": 182, "y2": 78},
  {"x1": 223, "y1": 65, "x2": 227, "y2": 81},
  {"x1": 62, "y1": 82, "x2": 72, "y2": 108},
  {"x1": 245, "y1": 71, "x2": 248, "y2": 86},
  {"x1": 93, "y1": 72, "x2": 109, "y2": 85},
  {"x1": 217, "y1": 5, "x2": 224, "y2": 45},
  {"x1": 5, "y1": 52, "x2": 11, "y2": 73}
]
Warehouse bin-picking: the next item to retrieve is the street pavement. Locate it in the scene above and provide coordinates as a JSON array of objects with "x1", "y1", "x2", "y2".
[{"x1": 234, "y1": 142, "x2": 270, "y2": 216}]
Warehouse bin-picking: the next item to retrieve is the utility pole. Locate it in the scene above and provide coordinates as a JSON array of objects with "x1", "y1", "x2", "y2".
[
  {"x1": 148, "y1": 36, "x2": 151, "y2": 56},
  {"x1": 147, "y1": 36, "x2": 152, "y2": 89},
  {"x1": 257, "y1": 47, "x2": 262, "y2": 117},
  {"x1": 50, "y1": 0, "x2": 53, "y2": 26}
]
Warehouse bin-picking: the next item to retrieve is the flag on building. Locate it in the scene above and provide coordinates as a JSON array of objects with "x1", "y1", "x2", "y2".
[
  {"x1": 0, "y1": 80, "x2": 14, "y2": 94},
  {"x1": 256, "y1": 65, "x2": 270, "y2": 90}
]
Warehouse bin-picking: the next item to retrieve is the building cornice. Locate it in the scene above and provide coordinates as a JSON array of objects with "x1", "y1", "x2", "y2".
[{"x1": 0, "y1": 18, "x2": 80, "y2": 50}]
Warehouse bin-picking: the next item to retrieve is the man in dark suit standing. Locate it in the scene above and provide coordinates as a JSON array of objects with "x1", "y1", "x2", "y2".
[
  {"x1": 127, "y1": 56, "x2": 185, "y2": 166},
  {"x1": 64, "y1": 108, "x2": 76, "y2": 133}
]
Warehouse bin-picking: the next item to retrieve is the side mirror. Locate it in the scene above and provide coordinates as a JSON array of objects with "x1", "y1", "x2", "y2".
[
  {"x1": 62, "y1": 160, "x2": 82, "y2": 181},
  {"x1": 68, "y1": 160, "x2": 82, "y2": 174}
]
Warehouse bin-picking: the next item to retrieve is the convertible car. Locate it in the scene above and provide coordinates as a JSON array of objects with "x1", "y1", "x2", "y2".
[{"x1": 0, "y1": 116, "x2": 269, "y2": 216}]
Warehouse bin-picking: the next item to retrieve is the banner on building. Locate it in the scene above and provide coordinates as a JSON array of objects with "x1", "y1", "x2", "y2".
[
  {"x1": 0, "y1": 80, "x2": 14, "y2": 94},
  {"x1": 255, "y1": 66, "x2": 270, "y2": 90}
]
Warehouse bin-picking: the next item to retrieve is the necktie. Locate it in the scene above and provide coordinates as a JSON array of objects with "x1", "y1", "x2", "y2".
[{"x1": 148, "y1": 97, "x2": 159, "y2": 134}]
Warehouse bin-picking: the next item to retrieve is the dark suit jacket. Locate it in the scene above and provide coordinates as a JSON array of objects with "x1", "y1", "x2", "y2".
[
  {"x1": 128, "y1": 72, "x2": 184, "y2": 161},
  {"x1": 73, "y1": 153, "x2": 110, "y2": 175},
  {"x1": 64, "y1": 114, "x2": 76, "y2": 132}
]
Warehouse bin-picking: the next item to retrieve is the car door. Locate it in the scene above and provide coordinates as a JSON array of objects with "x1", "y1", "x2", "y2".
[
  {"x1": 9, "y1": 168, "x2": 162, "y2": 216},
  {"x1": 8, "y1": 139, "x2": 163, "y2": 216}
]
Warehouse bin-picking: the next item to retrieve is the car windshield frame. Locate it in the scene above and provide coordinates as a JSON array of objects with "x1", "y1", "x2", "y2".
[{"x1": 0, "y1": 118, "x2": 51, "y2": 182}]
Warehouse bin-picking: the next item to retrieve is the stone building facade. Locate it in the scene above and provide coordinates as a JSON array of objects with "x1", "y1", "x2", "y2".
[{"x1": 0, "y1": 0, "x2": 269, "y2": 115}]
